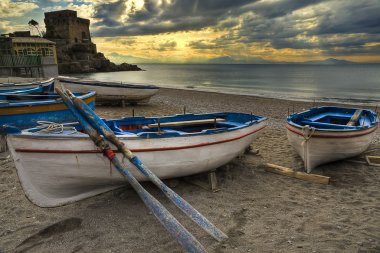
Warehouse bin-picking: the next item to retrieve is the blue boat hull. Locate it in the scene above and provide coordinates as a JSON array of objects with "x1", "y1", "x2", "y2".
[
  {"x1": 0, "y1": 78, "x2": 54, "y2": 93},
  {"x1": 0, "y1": 91, "x2": 96, "y2": 130}
]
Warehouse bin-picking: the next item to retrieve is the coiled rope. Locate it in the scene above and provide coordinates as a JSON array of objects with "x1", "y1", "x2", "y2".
[{"x1": 35, "y1": 121, "x2": 77, "y2": 134}]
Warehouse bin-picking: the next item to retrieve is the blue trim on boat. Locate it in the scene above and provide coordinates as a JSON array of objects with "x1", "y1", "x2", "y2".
[
  {"x1": 0, "y1": 86, "x2": 45, "y2": 98},
  {"x1": 287, "y1": 106, "x2": 379, "y2": 132},
  {"x1": 0, "y1": 91, "x2": 96, "y2": 130},
  {"x1": 0, "y1": 78, "x2": 54, "y2": 93},
  {"x1": 0, "y1": 91, "x2": 95, "y2": 108},
  {"x1": 60, "y1": 79, "x2": 159, "y2": 90}
]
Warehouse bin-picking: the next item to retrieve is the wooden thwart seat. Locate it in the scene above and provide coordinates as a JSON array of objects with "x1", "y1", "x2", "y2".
[
  {"x1": 347, "y1": 109, "x2": 363, "y2": 126},
  {"x1": 148, "y1": 118, "x2": 225, "y2": 128}
]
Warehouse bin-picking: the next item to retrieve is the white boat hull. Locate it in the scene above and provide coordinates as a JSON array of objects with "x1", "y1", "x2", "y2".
[
  {"x1": 58, "y1": 79, "x2": 158, "y2": 103},
  {"x1": 7, "y1": 122, "x2": 266, "y2": 207},
  {"x1": 286, "y1": 124, "x2": 377, "y2": 172}
]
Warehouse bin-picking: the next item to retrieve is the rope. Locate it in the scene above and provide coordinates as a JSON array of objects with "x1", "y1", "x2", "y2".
[
  {"x1": 302, "y1": 125, "x2": 315, "y2": 141},
  {"x1": 35, "y1": 121, "x2": 78, "y2": 134},
  {"x1": 302, "y1": 125, "x2": 315, "y2": 172}
]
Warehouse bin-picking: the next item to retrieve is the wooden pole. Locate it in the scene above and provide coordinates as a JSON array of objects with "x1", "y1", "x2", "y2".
[{"x1": 265, "y1": 163, "x2": 330, "y2": 185}]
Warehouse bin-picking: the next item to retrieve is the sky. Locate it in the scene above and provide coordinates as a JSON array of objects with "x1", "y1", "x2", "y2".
[{"x1": 1, "y1": 0, "x2": 380, "y2": 64}]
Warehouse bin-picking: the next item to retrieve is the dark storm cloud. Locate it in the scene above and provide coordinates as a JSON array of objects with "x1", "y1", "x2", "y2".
[
  {"x1": 93, "y1": 0, "x2": 126, "y2": 27},
  {"x1": 247, "y1": 0, "x2": 326, "y2": 18},
  {"x1": 313, "y1": 0, "x2": 380, "y2": 35},
  {"x1": 93, "y1": 0, "x2": 256, "y2": 36},
  {"x1": 270, "y1": 34, "x2": 380, "y2": 50},
  {"x1": 91, "y1": 0, "x2": 380, "y2": 56},
  {"x1": 236, "y1": 0, "x2": 380, "y2": 55}
]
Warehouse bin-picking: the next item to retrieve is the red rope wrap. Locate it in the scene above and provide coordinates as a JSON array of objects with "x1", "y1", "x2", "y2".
[{"x1": 104, "y1": 148, "x2": 116, "y2": 160}]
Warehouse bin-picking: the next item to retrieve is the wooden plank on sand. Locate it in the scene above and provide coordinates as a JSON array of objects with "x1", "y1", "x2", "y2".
[
  {"x1": 148, "y1": 118, "x2": 225, "y2": 127},
  {"x1": 365, "y1": 156, "x2": 380, "y2": 167},
  {"x1": 265, "y1": 163, "x2": 330, "y2": 185}
]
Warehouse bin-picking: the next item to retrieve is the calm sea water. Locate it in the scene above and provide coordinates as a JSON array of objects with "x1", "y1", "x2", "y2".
[{"x1": 74, "y1": 64, "x2": 380, "y2": 105}]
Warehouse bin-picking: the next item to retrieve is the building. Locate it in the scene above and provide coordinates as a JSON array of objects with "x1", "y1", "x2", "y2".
[{"x1": 0, "y1": 34, "x2": 59, "y2": 77}]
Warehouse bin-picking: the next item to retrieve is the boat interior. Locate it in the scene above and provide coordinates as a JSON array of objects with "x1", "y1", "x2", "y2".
[
  {"x1": 20, "y1": 112, "x2": 266, "y2": 137},
  {"x1": 103, "y1": 113, "x2": 265, "y2": 137},
  {"x1": 289, "y1": 106, "x2": 378, "y2": 130}
]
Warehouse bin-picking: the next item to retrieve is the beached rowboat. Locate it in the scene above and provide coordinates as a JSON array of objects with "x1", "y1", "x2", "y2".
[
  {"x1": 0, "y1": 78, "x2": 54, "y2": 93},
  {"x1": 0, "y1": 86, "x2": 50, "y2": 99},
  {"x1": 286, "y1": 106, "x2": 379, "y2": 173},
  {"x1": 58, "y1": 77, "x2": 159, "y2": 104},
  {"x1": 0, "y1": 91, "x2": 96, "y2": 130},
  {"x1": 6, "y1": 112, "x2": 267, "y2": 207}
]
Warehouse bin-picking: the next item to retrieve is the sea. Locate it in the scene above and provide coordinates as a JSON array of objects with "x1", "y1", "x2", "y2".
[{"x1": 73, "y1": 64, "x2": 380, "y2": 106}]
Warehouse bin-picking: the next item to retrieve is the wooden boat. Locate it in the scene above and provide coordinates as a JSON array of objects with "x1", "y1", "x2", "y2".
[
  {"x1": 58, "y1": 77, "x2": 159, "y2": 104},
  {"x1": 0, "y1": 78, "x2": 54, "y2": 93},
  {"x1": 5, "y1": 112, "x2": 267, "y2": 207},
  {"x1": 286, "y1": 106, "x2": 379, "y2": 172},
  {"x1": 0, "y1": 91, "x2": 96, "y2": 130},
  {"x1": 0, "y1": 86, "x2": 50, "y2": 99}
]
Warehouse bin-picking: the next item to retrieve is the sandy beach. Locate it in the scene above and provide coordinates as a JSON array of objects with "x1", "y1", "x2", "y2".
[{"x1": 1, "y1": 88, "x2": 379, "y2": 253}]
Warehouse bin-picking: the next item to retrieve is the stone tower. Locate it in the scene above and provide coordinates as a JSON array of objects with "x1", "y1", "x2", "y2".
[
  {"x1": 43, "y1": 9, "x2": 140, "y2": 74},
  {"x1": 44, "y1": 10, "x2": 92, "y2": 45}
]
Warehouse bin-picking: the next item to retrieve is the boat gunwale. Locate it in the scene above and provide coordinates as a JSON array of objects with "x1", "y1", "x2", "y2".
[
  {"x1": 9, "y1": 114, "x2": 267, "y2": 140},
  {"x1": 285, "y1": 122, "x2": 378, "y2": 138},
  {"x1": 59, "y1": 79, "x2": 159, "y2": 90},
  {"x1": 287, "y1": 106, "x2": 379, "y2": 132},
  {"x1": 0, "y1": 78, "x2": 54, "y2": 88},
  {"x1": 0, "y1": 91, "x2": 96, "y2": 108},
  {"x1": 0, "y1": 78, "x2": 54, "y2": 94}
]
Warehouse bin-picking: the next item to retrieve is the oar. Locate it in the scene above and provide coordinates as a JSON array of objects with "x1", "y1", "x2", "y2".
[
  {"x1": 55, "y1": 88, "x2": 207, "y2": 253},
  {"x1": 64, "y1": 89, "x2": 228, "y2": 242}
]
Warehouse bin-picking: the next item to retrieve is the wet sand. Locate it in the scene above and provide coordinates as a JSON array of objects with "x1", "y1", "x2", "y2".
[{"x1": 1, "y1": 88, "x2": 379, "y2": 253}]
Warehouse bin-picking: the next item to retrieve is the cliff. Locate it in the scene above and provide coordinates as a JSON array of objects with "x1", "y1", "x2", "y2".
[{"x1": 57, "y1": 51, "x2": 141, "y2": 74}]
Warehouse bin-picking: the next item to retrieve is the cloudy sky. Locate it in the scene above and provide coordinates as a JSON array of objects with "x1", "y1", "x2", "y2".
[{"x1": 1, "y1": 0, "x2": 380, "y2": 63}]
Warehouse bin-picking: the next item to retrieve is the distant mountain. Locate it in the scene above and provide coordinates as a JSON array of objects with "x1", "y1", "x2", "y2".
[
  {"x1": 107, "y1": 53, "x2": 361, "y2": 65},
  {"x1": 207, "y1": 56, "x2": 241, "y2": 64},
  {"x1": 207, "y1": 56, "x2": 274, "y2": 64},
  {"x1": 108, "y1": 52, "x2": 153, "y2": 64},
  {"x1": 302, "y1": 58, "x2": 356, "y2": 65},
  {"x1": 207, "y1": 56, "x2": 357, "y2": 65}
]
